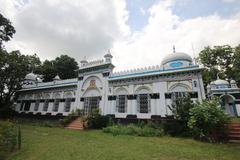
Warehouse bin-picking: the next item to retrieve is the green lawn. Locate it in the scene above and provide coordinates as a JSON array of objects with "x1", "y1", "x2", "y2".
[{"x1": 9, "y1": 125, "x2": 240, "y2": 160}]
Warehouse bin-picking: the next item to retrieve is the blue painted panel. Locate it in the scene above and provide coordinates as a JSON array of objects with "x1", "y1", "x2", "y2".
[{"x1": 170, "y1": 61, "x2": 183, "y2": 68}]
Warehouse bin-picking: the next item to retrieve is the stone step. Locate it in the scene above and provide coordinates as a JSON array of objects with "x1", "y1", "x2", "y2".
[
  {"x1": 229, "y1": 139, "x2": 240, "y2": 143},
  {"x1": 65, "y1": 117, "x2": 84, "y2": 130},
  {"x1": 229, "y1": 131, "x2": 240, "y2": 135}
]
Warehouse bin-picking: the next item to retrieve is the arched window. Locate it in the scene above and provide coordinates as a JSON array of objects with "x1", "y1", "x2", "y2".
[
  {"x1": 64, "y1": 98, "x2": 71, "y2": 112},
  {"x1": 137, "y1": 94, "x2": 151, "y2": 113},
  {"x1": 34, "y1": 100, "x2": 40, "y2": 111},
  {"x1": 116, "y1": 95, "x2": 127, "y2": 113},
  {"x1": 43, "y1": 100, "x2": 49, "y2": 111},
  {"x1": 53, "y1": 99, "x2": 60, "y2": 112}
]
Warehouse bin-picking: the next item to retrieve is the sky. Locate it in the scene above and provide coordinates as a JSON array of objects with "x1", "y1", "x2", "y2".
[{"x1": 0, "y1": 0, "x2": 240, "y2": 71}]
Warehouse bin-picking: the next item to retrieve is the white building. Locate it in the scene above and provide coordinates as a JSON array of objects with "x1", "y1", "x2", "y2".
[
  {"x1": 207, "y1": 77, "x2": 240, "y2": 117},
  {"x1": 15, "y1": 51, "x2": 206, "y2": 119}
]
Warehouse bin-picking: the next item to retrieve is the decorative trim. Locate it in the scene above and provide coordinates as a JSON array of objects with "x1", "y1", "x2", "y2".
[
  {"x1": 150, "y1": 93, "x2": 160, "y2": 99},
  {"x1": 78, "y1": 76, "x2": 84, "y2": 81},
  {"x1": 102, "y1": 72, "x2": 110, "y2": 77}
]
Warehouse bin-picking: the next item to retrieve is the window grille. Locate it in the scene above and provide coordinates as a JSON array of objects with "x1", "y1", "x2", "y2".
[
  {"x1": 34, "y1": 100, "x2": 40, "y2": 111},
  {"x1": 53, "y1": 99, "x2": 60, "y2": 112},
  {"x1": 83, "y1": 97, "x2": 100, "y2": 114},
  {"x1": 24, "y1": 101, "x2": 31, "y2": 111},
  {"x1": 137, "y1": 94, "x2": 151, "y2": 113},
  {"x1": 43, "y1": 100, "x2": 49, "y2": 111},
  {"x1": 64, "y1": 98, "x2": 71, "y2": 112},
  {"x1": 116, "y1": 95, "x2": 127, "y2": 113}
]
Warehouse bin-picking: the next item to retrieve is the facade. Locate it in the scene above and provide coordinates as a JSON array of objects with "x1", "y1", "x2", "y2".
[
  {"x1": 15, "y1": 51, "x2": 206, "y2": 119},
  {"x1": 207, "y1": 77, "x2": 240, "y2": 117}
]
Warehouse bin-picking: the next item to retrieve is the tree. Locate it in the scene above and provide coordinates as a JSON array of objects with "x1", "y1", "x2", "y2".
[
  {"x1": 0, "y1": 13, "x2": 16, "y2": 48},
  {"x1": 53, "y1": 55, "x2": 79, "y2": 80},
  {"x1": 232, "y1": 44, "x2": 240, "y2": 84},
  {"x1": 198, "y1": 45, "x2": 235, "y2": 86},
  {"x1": 0, "y1": 50, "x2": 38, "y2": 115},
  {"x1": 41, "y1": 60, "x2": 57, "y2": 82}
]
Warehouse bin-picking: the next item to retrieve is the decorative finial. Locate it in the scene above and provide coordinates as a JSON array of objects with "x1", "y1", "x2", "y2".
[
  {"x1": 173, "y1": 45, "x2": 176, "y2": 53},
  {"x1": 108, "y1": 49, "x2": 111, "y2": 54},
  {"x1": 217, "y1": 73, "x2": 220, "y2": 80}
]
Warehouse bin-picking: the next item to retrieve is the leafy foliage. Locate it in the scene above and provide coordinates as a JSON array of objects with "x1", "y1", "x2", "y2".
[
  {"x1": 0, "y1": 13, "x2": 16, "y2": 48},
  {"x1": 84, "y1": 108, "x2": 109, "y2": 129},
  {"x1": 0, "y1": 50, "x2": 39, "y2": 115},
  {"x1": 188, "y1": 98, "x2": 230, "y2": 142},
  {"x1": 167, "y1": 96, "x2": 194, "y2": 136},
  {"x1": 103, "y1": 123, "x2": 164, "y2": 137},
  {"x1": 0, "y1": 121, "x2": 18, "y2": 159},
  {"x1": 198, "y1": 45, "x2": 239, "y2": 86}
]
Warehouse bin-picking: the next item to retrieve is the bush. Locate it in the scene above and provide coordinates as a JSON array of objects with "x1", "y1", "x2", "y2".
[
  {"x1": 188, "y1": 98, "x2": 230, "y2": 142},
  {"x1": 103, "y1": 123, "x2": 164, "y2": 137},
  {"x1": 167, "y1": 96, "x2": 195, "y2": 136},
  {"x1": 84, "y1": 108, "x2": 109, "y2": 129},
  {"x1": 0, "y1": 121, "x2": 18, "y2": 159},
  {"x1": 163, "y1": 120, "x2": 188, "y2": 136},
  {"x1": 59, "y1": 109, "x2": 84, "y2": 127}
]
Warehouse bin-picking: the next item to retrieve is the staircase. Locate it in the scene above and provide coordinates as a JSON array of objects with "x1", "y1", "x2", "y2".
[
  {"x1": 65, "y1": 117, "x2": 84, "y2": 130},
  {"x1": 228, "y1": 123, "x2": 240, "y2": 143}
]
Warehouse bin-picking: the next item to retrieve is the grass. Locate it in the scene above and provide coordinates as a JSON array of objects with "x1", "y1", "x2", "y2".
[{"x1": 8, "y1": 124, "x2": 240, "y2": 160}]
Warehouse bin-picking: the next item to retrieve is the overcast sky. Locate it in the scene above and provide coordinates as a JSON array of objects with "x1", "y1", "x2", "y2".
[{"x1": 1, "y1": 0, "x2": 240, "y2": 71}]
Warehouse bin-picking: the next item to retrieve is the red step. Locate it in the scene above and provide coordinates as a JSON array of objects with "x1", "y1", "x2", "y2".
[
  {"x1": 65, "y1": 117, "x2": 84, "y2": 130},
  {"x1": 228, "y1": 123, "x2": 240, "y2": 142}
]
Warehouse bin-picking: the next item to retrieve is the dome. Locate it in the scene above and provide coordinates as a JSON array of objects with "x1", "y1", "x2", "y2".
[
  {"x1": 214, "y1": 79, "x2": 229, "y2": 85},
  {"x1": 53, "y1": 75, "x2": 61, "y2": 81},
  {"x1": 230, "y1": 80, "x2": 236, "y2": 84},
  {"x1": 161, "y1": 52, "x2": 192, "y2": 65},
  {"x1": 25, "y1": 72, "x2": 37, "y2": 81}
]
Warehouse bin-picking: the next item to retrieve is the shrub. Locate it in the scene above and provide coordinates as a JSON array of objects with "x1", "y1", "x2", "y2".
[
  {"x1": 85, "y1": 108, "x2": 109, "y2": 129},
  {"x1": 103, "y1": 123, "x2": 164, "y2": 137},
  {"x1": 163, "y1": 120, "x2": 187, "y2": 136},
  {"x1": 59, "y1": 109, "x2": 84, "y2": 127},
  {"x1": 0, "y1": 121, "x2": 18, "y2": 159},
  {"x1": 167, "y1": 96, "x2": 194, "y2": 136},
  {"x1": 188, "y1": 98, "x2": 230, "y2": 142}
]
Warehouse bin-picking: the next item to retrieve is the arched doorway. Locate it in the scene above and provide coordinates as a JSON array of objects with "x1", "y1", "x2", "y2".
[
  {"x1": 220, "y1": 95, "x2": 237, "y2": 116},
  {"x1": 82, "y1": 88, "x2": 101, "y2": 114}
]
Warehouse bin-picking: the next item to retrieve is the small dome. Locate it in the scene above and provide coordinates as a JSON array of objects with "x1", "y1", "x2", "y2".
[
  {"x1": 230, "y1": 80, "x2": 236, "y2": 84},
  {"x1": 53, "y1": 75, "x2": 61, "y2": 81},
  {"x1": 25, "y1": 72, "x2": 37, "y2": 81},
  {"x1": 161, "y1": 52, "x2": 192, "y2": 65},
  {"x1": 210, "y1": 81, "x2": 215, "y2": 85},
  {"x1": 214, "y1": 79, "x2": 229, "y2": 85}
]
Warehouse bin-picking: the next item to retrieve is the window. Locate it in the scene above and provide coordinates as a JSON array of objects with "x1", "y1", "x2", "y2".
[
  {"x1": 53, "y1": 99, "x2": 60, "y2": 112},
  {"x1": 116, "y1": 95, "x2": 127, "y2": 113},
  {"x1": 137, "y1": 94, "x2": 151, "y2": 113},
  {"x1": 64, "y1": 98, "x2": 71, "y2": 112},
  {"x1": 20, "y1": 101, "x2": 24, "y2": 111},
  {"x1": 84, "y1": 97, "x2": 100, "y2": 114},
  {"x1": 24, "y1": 101, "x2": 31, "y2": 111},
  {"x1": 193, "y1": 81, "x2": 197, "y2": 87},
  {"x1": 34, "y1": 100, "x2": 40, "y2": 111},
  {"x1": 43, "y1": 99, "x2": 49, "y2": 111}
]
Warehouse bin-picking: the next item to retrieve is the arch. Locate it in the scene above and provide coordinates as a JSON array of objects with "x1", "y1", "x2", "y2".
[
  {"x1": 220, "y1": 94, "x2": 237, "y2": 116},
  {"x1": 135, "y1": 86, "x2": 152, "y2": 94},
  {"x1": 169, "y1": 83, "x2": 191, "y2": 92},
  {"x1": 63, "y1": 91, "x2": 73, "y2": 98},
  {"x1": 53, "y1": 92, "x2": 61, "y2": 99},
  {"x1": 82, "y1": 88, "x2": 101, "y2": 97},
  {"x1": 81, "y1": 76, "x2": 103, "y2": 89},
  {"x1": 114, "y1": 87, "x2": 129, "y2": 95}
]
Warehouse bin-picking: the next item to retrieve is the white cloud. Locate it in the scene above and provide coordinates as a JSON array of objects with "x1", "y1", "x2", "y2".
[
  {"x1": 112, "y1": 0, "x2": 240, "y2": 71},
  {"x1": 222, "y1": 0, "x2": 236, "y2": 3},
  {"x1": 1, "y1": 0, "x2": 129, "y2": 60},
  {"x1": 1, "y1": 0, "x2": 240, "y2": 72}
]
